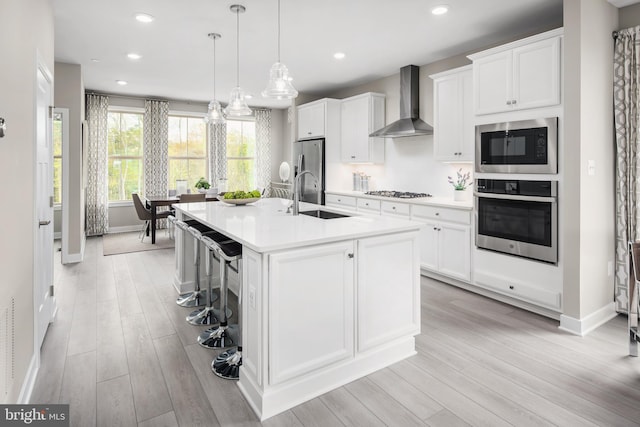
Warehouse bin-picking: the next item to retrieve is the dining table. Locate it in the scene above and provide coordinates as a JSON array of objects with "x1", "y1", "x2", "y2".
[{"x1": 145, "y1": 194, "x2": 218, "y2": 244}]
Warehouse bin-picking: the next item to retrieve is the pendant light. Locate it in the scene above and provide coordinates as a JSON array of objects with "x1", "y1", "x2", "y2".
[
  {"x1": 225, "y1": 4, "x2": 252, "y2": 117},
  {"x1": 204, "y1": 32, "x2": 226, "y2": 124},
  {"x1": 262, "y1": 0, "x2": 298, "y2": 99}
]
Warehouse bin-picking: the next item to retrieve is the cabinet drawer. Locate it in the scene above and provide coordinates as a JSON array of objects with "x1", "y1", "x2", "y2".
[
  {"x1": 325, "y1": 194, "x2": 357, "y2": 209},
  {"x1": 357, "y1": 198, "x2": 381, "y2": 213},
  {"x1": 475, "y1": 270, "x2": 561, "y2": 310},
  {"x1": 381, "y1": 201, "x2": 410, "y2": 218},
  {"x1": 411, "y1": 205, "x2": 470, "y2": 225}
]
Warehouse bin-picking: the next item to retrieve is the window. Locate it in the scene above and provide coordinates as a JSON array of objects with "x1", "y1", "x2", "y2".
[
  {"x1": 107, "y1": 111, "x2": 144, "y2": 201},
  {"x1": 52, "y1": 112, "x2": 62, "y2": 205},
  {"x1": 226, "y1": 120, "x2": 256, "y2": 191},
  {"x1": 168, "y1": 116, "x2": 207, "y2": 192}
]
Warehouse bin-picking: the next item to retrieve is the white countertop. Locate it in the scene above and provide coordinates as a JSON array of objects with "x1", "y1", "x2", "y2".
[
  {"x1": 325, "y1": 189, "x2": 473, "y2": 210},
  {"x1": 173, "y1": 197, "x2": 423, "y2": 253}
]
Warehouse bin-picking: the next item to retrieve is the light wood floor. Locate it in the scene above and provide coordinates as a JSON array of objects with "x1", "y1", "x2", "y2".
[{"x1": 32, "y1": 237, "x2": 640, "y2": 427}]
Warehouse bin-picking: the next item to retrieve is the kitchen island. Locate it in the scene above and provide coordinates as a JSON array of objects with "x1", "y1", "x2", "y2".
[{"x1": 173, "y1": 197, "x2": 422, "y2": 420}]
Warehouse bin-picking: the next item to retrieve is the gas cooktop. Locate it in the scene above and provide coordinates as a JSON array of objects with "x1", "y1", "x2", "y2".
[{"x1": 364, "y1": 190, "x2": 432, "y2": 199}]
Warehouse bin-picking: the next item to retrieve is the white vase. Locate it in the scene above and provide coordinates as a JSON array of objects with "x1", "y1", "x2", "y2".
[{"x1": 453, "y1": 189, "x2": 467, "y2": 202}]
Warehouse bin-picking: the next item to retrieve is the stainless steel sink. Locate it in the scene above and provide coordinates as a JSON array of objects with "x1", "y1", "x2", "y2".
[{"x1": 299, "y1": 210, "x2": 350, "y2": 219}]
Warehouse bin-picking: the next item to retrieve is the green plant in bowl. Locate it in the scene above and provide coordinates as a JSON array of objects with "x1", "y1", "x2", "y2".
[
  {"x1": 195, "y1": 177, "x2": 211, "y2": 190},
  {"x1": 223, "y1": 189, "x2": 261, "y2": 199}
]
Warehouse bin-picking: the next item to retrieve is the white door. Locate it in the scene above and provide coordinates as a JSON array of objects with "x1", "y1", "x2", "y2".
[{"x1": 35, "y1": 63, "x2": 55, "y2": 348}]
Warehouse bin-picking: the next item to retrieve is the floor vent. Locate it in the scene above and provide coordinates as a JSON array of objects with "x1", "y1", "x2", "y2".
[{"x1": 0, "y1": 297, "x2": 15, "y2": 403}]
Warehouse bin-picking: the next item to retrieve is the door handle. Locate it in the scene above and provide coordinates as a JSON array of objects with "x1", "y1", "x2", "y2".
[{"x1": 39, "y1": 220, "x2": 51, "y2": 227}]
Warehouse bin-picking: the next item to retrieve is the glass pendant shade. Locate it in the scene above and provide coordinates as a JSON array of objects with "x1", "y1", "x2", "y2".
[
  {"x1": 262, "y1": 62, "x2": 298, "y2": 99},
  {"x1": 225, "y1": 86, "x2": 252, "y2": 116},
  {"x1": 205, "y1": 100, "x2": 226, "y2": 124}
]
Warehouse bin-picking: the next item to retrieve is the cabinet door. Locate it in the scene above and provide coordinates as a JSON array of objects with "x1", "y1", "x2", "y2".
[
  {"x1": 357, "y1": 233, "x2": 420, "y2": 351},
  {"x1": 268, "y1": 241, "x2": 354, "y2": 385},
  {"x1": 474, "y1": 51, "x2": 512, "y2": 115},
  {"x1": 341, "y1": 96, "x2": 370, "y2": 162},
  {"x1": 437, "y1": 222, "x2": 471, "y2": 282},
  {"x1": 297, "y1": 103, "x2": 325, "y2": 139},
  {"x1": 433, "y1": 74, "x2": 461, "y2": 161},
  {"x1": 512, "y1": 37, "x2": 560, "y2": 111},
  {"x1": 459, "y1": 69, "x2": 474, "y2": 162},
  {"x1": 416, "y1": 219, "x2": 439, "y2": 271}
]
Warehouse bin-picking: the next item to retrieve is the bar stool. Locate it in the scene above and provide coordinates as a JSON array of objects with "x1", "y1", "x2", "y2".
[
  {"x1": 186, "y1": 234, "x2": 233, "y2": 325},
  {"x1": 175, "y1": 220, "x2": 218, "y2": 308},
  {"x1": 197, "y1": 239, "x2": 239, "y2": 348},
  {"x1": 210, "y1": 240, "x2": 243, "y2": 380}
]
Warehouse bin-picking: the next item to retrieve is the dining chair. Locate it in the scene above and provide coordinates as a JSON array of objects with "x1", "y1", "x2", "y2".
[
  {"x1": 179, "y1": 193, "x2": 206, "y2": 203},
  {"x1": 132, "y1": 193, "x2": 171, "y2": 242}
]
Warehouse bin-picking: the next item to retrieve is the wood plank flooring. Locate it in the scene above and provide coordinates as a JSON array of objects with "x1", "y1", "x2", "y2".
[{"x1": 31, "y1": 237, "x2": 640, "y2": 426}]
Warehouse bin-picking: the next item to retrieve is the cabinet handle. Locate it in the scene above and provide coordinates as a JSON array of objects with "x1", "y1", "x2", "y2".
[
  {"x1": 435, "y1": 212, "x2": 439, "y2": 216},
  {"x1": 347, "y1": 253, "x2": 354, "y2": 259},
  {"x1": 351, "y1": 155, "x2": 356, "y2": 159},
  {"x1": 365, "y1": 203, "x2": 369, "y2": 206},
  {"x1": 307, "y1": 131, "x2": 312, "y2": 135},
  {"x1": 509, "y1": 285, "x2": 515, "y2": 290},
  {"x1": 512, "y1": 99, "x2": 517, "y2": 104},
  {"x1": 392, "y1": 206, "x2": 396, "y2": 210},
  {"x1": 337, "y1": 198, "x2": 341, "y2": 202},
  {"x1": 433, "y1": 227, "x2": 438, "y2": 231}
]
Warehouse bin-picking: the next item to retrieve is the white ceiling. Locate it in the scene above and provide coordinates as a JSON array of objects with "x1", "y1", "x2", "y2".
[{"x1": 53, "y1": 0, "x2": 569, "y2": 109}]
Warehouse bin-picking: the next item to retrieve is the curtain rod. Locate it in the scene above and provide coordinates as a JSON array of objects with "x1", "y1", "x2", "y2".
[{"x1": 613, "y1": 30, "x2": 618, "y2": 40}]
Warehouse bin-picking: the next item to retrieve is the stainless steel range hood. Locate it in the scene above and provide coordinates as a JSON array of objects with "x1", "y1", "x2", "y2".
[{"x1": 369, "y1": 65, "x2": 433, "y2": 138}]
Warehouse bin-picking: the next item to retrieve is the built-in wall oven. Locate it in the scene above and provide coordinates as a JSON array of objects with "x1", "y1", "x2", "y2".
[
  {"x1": 475, "y1": 179, "x2": 557, "y2": 264},
  {"x1": 476, "y1": 117, "x2": 558, "y2": 174}
]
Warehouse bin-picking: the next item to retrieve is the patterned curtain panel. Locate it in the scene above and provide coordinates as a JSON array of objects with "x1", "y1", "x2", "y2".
[
  {"x1": 85, "y1": 94, "x2": 109, "y2": 236},
  {"x1": 614, "y1": 26, "x2": 640, "y2": 312},
  {"x1": 207, "y1": 122, "x2": 227, "y2": 188},
  {"x1": 255, "y1": 108, "x2": 272, "y2": 191},
  {"x1": 143, "y1": 100, "x2": 169, "y2": 196}
]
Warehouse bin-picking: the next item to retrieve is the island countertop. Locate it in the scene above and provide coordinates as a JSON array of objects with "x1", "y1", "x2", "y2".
[{"x1": 172, "y1": 197, "x2": 423, "y2": 253}]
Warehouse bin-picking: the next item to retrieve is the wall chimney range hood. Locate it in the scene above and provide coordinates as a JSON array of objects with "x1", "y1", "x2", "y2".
[{"x1": 369, "y1": 65, "x2": 433, "y2": 138}]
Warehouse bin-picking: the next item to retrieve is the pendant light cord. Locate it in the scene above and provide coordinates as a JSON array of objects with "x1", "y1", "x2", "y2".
[
  {"x1": 213, "y1": 37, "x2": 217, "y2": 100},
  {"x1": 236, "y1": 9, "x2": 240, "y2": 87},
  {"x1": 277, "y1": 0, "x2": 281, "y2": 62}
]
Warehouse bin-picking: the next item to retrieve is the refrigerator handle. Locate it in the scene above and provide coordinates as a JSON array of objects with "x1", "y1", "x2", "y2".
[{"x1": 296, "y1": 154, "x2": 304, "y2": 175}]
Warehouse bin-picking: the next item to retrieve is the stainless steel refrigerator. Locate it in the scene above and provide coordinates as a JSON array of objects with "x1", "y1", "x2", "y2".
[{"x1": 293, "y1": 138, "x2": 325, "y2": 205}]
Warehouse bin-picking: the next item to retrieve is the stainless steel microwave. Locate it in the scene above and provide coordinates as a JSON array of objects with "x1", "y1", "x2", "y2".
[{"x1": 475, "y1": 117, "x2": 558, "y2": 174}]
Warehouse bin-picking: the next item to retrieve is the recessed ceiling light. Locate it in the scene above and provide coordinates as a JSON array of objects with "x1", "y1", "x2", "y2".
[
  {"x1": 245, "y1": 94, "x2": 253, "y2": 100},
  {"x1": 134, "y1": 13, "x2": 154, "y2": 23},
  {"x1": 127, "y1": 53, "x2": 142, "y2": 60},
  {"x1": 90, "y1": 58, "x2": 100, "y2": 63},
  {"x1": 116, "y1": 80, "x2": 128, "y2": 86},
  {"x1": 334, "y1": 52, "x2": 346, "y2": 60},
  {"x1": 431, "y1": 5, "x2": 448, "y2": 15}
]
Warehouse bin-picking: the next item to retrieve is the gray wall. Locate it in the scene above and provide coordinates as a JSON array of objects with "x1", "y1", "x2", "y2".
[
  {"x1": 0, "y1": 0, "x2": 54, "y2": 403},
  {"x1": 55, "y1": 62, "x2": 85, "y2": 258},
  {"x1": 619, "y1": 3, "x2": 640, "y2": 29}
]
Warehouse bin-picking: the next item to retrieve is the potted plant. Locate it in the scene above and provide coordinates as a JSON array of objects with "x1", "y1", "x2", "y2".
[
  {"x1": 195, "y1": 177, "x2": 211, "y2": 193},
  {"x1": 448, "y1": 168, "x2": 471, "y2": 201}
]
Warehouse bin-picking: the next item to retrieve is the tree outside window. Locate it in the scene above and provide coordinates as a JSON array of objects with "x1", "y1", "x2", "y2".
[
  {"x1": 52, "y1": 112, "x2": 62, "y2": 205},
  {"x1": 168, "y1": 116, "x2": 207, "y2": 192},
  {"x1": 107, "y1": 111, "x2": 144, "y2": 201},
  {"x1": 226, "y1": 120, "x2": 256, "y2": 191}
]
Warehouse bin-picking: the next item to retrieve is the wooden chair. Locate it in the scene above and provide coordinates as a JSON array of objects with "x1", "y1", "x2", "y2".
[
  {"x1": 629, "y1": 241, "x2": 640, "y2": 356},
  {"x1": 132, "y1": 193, "x2": 171, "y2": 242},
  {"x1": 179, "y1": 193, "x2": 206, "y2": 203}
]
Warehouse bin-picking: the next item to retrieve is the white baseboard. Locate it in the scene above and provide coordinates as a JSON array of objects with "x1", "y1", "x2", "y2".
[
  {"x1": 17, "y1": 354, "x2": 38, "y2": 404},
  {"x1": 53, "y1": 232, "x2": 61, "y2": 240},
  {"x1": 559, "y1": 302, "x2": 617, "y2": 336}
]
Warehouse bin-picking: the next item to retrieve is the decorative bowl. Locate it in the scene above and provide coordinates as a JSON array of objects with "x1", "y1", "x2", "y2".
[{"x1": 217, "y1": 196, "x2": 260, "y2": 205}]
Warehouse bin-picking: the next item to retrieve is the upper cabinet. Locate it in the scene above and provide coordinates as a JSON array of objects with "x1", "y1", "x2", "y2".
[
  {"x1": 340, "y1": 93, "x2": 386, "y2": 163},
  {"x1": 430, "y1": 65, "x2": 473, "y2": 162},
  {"x1": 468, "y1": 28, "x2": 562, "y2": 115},
  {"x1": 297, "y1": 99, "x2": 340, "y2": 140}
]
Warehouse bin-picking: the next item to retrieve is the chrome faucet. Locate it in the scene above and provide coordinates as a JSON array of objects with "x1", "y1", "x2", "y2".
[{"x1": 292, "y1": 170, "x2": 317, "y2": 215}]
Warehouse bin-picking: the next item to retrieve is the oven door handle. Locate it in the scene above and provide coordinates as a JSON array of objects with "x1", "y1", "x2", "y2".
[{"x1": 474, "y1": 192, "x2": 556, "y2": 203}]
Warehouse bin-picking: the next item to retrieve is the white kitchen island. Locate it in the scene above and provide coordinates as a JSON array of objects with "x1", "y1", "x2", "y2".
[{"x1": 172, "y1": 197, "x2": 422, "y2": 420}]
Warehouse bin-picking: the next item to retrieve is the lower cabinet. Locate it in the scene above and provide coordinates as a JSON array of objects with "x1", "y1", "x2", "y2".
[
  {"x1": 411, "y1": 205, "x2": 471, "y2": 282},
  {"x1": 268, "y1": 241, "x2": 355, "y2": 385}
]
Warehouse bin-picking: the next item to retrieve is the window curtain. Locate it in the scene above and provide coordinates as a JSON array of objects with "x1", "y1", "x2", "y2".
[
  {"x1": 143, "y1": 100, "x2": 169, "y2": 228},
  {"x1": 207, "y1": 122, "x2": 227, "y2": 189},
  {"x1": 255, "y1": 108, "x2": 272, "y2": 191},
  {"x1": 85, "y1": 94, "x2": 109, "y2": 236},
  {"x1": 614, "y1": 26, "x2": 640, "y2": 312}
]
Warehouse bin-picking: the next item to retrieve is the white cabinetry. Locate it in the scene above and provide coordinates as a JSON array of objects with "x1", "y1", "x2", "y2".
[
  {"x1": 325, "y1": 193, "x2": 357, "y2": 212},
  {"x1": 340, "y1": 93, "x2": 385, "y2": 163},
  {"x1": 297, "y1": 98, "x2": 340, "y2": 140},
  {"x1": 268, "y1": 241, "x2": 355, "y2": 385},
  {"x1": 469, "y1": 29, "x2": 561, "y2": 115},
  {"x1": 430, "y1": 66, "x2": 473, "y2": 162},
  {"x1": 411, "y1": 205, "x2": 471, "y2": 282},
  {"x1": 357, "y1": 198, "x2": 380, "y2": 215}
]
